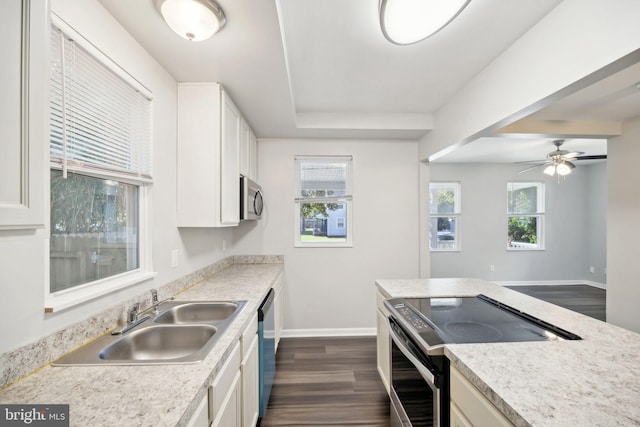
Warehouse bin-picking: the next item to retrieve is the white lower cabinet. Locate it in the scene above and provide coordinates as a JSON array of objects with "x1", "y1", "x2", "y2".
[
  {"x1": 450, "y1": 366, "x2": 514, "y2": 427},
  {"x1": 186, "y1": 317, "x2": 261, "y2": 427},
  {"x1": 241, "y1": 315, "x2": 259, "y2": 427},
  {"x1": 185, "y1": 392, "x2": 210, "y2": 427},
  {"x1": 376, "y1": 291, "x2": 391, "y2": 394},
  {"x1": 211, "y1": 342, "x2": 242, "y2": 427}
]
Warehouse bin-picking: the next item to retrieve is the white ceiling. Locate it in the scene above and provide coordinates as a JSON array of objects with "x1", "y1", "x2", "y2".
[{"x1": 98, "y1": 0, "x2": 640, "y2": 160}]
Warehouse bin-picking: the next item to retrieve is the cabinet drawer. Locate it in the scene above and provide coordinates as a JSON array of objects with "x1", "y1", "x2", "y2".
[
  {"x1": 211, "y1": 341, "x2": 241, "y2": 418},
  {"x1": 450, "y1": 366, "x2": 514, "y2": 427}
]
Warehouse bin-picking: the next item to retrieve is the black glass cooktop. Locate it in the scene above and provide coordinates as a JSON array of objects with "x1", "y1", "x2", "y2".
[{"x1": 385, "y1": 294, "x2": 581, "y2": 353}]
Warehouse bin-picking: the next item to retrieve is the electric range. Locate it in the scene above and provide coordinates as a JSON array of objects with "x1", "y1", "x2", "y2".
[{"x1": 384, "y1": 294, "x2": 582, "y2": 427}]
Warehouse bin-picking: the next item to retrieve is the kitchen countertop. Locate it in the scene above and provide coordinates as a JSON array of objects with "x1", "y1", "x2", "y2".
[
  {"x1": 0, "y1": 263, "x2": 283, "y2": 427},
  {"x1": 376, "y1": 278, "x2": 640, "y2": 427}
]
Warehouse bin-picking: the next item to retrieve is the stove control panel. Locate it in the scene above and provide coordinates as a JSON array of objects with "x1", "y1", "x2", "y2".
[{"x1": 392, "y1": 303, "x2": 431, "y2": 331}]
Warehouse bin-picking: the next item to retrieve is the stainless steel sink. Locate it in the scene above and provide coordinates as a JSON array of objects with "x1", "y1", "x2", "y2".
[
  {"x1": 99, "y1": 325, "x2": 217, "y2": 361},
  {"x1": 53, "y1": 300, "x2": 247, "y2": 366},
  {"x1": 154, "y1": 302, "x2": 239, "y2": 324}
]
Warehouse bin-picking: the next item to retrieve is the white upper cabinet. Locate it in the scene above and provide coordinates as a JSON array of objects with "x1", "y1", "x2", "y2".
[
  {"x1": 177, "y1": 83, "x2": 241, "y2": 227},
  {"x1": 239, "y1": 117, "x2": 258, "y2": 181},
  {"x1": 0, "y1": 0, "x2": 46, "y2": 230}
]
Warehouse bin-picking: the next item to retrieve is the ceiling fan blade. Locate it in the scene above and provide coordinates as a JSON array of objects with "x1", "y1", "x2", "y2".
[
  {"x1": 563, "y1": 151, "x2": 585, "y2": 159},
  {"x1": 515, "y1": 159, "x2": 546, "y2": 164},
  {"x1": 518, "y1": 163, "x2": 547, "y2": 174},
  {"x1": 574, "y1": 155, "x2": 607, "y2": 160}
]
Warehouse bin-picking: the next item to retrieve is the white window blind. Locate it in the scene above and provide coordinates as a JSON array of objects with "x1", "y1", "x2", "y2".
[
  {"x1": 50, "y1": 24, "x2": 152, "y2": 180},
  {"x1": 295, "y1": 156, "x2": 353, "y2": 202}
]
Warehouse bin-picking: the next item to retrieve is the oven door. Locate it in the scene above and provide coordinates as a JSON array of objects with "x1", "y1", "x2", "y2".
[{"x1": 388, "y1": 316, "x2": 448, "y2": 427}]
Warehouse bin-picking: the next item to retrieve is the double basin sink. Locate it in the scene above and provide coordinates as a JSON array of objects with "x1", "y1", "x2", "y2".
[{"x1": 54, "y1": 300, "x2": 246, "y2": 366}]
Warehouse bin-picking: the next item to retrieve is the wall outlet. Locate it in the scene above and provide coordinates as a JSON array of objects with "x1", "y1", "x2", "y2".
[
  {"x1": 222, "y1": 239, "x2": 227, "y2": 252},
  {"x1": 589, "y1": 266, "x2": 595, "y2": 273},
  {"x1": 171, "y1": 249, "x2": 178, "y2": 268},
  {"x1": 489, "y1": 264, "x2": 495, "y2": 272}
]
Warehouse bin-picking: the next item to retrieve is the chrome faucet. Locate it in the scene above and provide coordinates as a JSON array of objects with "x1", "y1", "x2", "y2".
[
  {"x1": 128, "y1": 302, "x2": 141, "y2": 322},
  {"x1": 146, "y1": 288, "x2": 175, "y2": 315},
  {"x1": 112, "y1": 302, "x2": 151, "y2": 335},
  {"x1": 111, "y1": 289, "x2": 175, "y2": 335}
]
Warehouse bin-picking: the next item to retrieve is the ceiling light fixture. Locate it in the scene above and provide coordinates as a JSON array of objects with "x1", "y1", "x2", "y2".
[
  {"x1": 154, "y1": 0, "x2": 226, "y2": 41},
  {"x1": 379, "y1": 0, "x2": 470, "y2": 45},
  {"x1": 543, "y1": 160, "x2": 575, "y2": 177}
]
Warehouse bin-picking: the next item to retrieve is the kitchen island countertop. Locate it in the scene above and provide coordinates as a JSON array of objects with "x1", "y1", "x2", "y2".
[
  {"x1": 376, "y1": 277, "x2": 640, "y2": 427},
  {"x1": 0, "y1": 262, "x2": 283, "y2": 427}
]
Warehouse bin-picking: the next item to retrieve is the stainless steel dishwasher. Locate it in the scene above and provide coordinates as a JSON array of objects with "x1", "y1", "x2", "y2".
[{"x1": 258, "y1": 288, "x2": 275, "y2": 421}]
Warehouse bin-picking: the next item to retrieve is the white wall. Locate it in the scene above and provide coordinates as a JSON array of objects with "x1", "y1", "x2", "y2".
[
  {"x1": 233, "y1": 139, "x2": 420, "y2": 334},
  {"x1": 0, "y1": 0, "x2": 236, "y2": 354},
  {"x1": 586, "y1": 162, "x2": 607, "y2": 284},
  {"x1": 429, "y1": 163, "x2": 607, "y2": 283},
  {"x1": 607, "y1": 116, "x2": 640, "y2": 332}
]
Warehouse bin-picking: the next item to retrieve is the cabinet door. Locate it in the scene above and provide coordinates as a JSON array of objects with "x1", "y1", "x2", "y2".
[
  {"x1": 212, "y1": 371, "x2": 241, "y2": 427},
  {"x1": 239, "y1": 118, "x2": 250, "y2": 178},
  {"x1": 220, "y1": 89, "x2": 241, "y2": 225},
  {"x1": 241, "y1": 334, "x2": 259, "y2": 427},
  {"x1": 450, "y1": 366, "x2": 514, "y2": 427},
  {"x1": 186, "y1": 392, "x2": 211, "y2": 427},
  {"x1": 248, "y1": 128, "x2": 257, "y2": 181},
  {"x1": 376, "y1": 308, "x2": 391, "y2": 394},
  {"x1": 0, "y1": 0, "x2": 46, "y2": 229},
  {"x1": 450, "y1": 402, "x2": 473, "y2": 427}
]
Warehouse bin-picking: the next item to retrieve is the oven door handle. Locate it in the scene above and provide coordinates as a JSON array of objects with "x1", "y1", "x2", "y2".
[{"x1": 388, "y1": 317, "x2": 436, "y2": 384}]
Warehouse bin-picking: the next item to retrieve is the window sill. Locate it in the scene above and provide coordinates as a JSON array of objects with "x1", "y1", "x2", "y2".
[
  {"x1": 294, "y1": 242, "x2": 353, "y2": 248},
  {"x1": 507, "y1": 247, "x2": 545, "y2": 252},
  {"x1": 45, "y1": 270, "x2": 157, "y2": 313}
]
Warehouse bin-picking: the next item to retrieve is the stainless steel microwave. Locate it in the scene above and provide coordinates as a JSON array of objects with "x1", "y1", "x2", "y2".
[{"x1": 240, "y1": 176, "x2": 264, "y2": 220}]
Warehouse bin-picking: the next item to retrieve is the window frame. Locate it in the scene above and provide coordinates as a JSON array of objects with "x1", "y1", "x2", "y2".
[
  {"x1": 506, "y1": 182, "x2": 545, "y2": 251},
  {"x1": 45, "y1": 15, "x2": 156, "y2": 312},
  {"x1": 294, "y1": 155, "x2": 353, "y2": 248},
  {"x1": 429, "y1": 181, "x2": 461, "y2": 252}
]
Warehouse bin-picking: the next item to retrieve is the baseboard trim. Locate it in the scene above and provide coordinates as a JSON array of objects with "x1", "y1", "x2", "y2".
[
  {"x1": 494, "y1": 279, "x2": 606, "y2": 289},
  {"x1": 281, "y1": 328, "x2": 376, "y2": 338}
]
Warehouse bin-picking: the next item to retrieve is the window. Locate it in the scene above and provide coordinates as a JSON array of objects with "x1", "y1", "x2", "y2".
[
  {"x1": 295, "y1": 156, "x2": 352, "y2": 247},
  {"x1": 47, "y1": 19, "x2": 153, "y2": 309},
  {"x1": 507, "y1": 182, "x2": 544, "y2": 250},
  {"x1": 429, "y1": 182, "x2": 461, "y2": 251}
]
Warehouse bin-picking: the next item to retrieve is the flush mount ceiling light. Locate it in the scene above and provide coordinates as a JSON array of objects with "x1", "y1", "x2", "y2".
[
  {"x1": 379, "y1": 0, "x2": 471, "y2": 45},
  {"x1": 154, "y1": 0, "x2": 226, "y2": 41}
]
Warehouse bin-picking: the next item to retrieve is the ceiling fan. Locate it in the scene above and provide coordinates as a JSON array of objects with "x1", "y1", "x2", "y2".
[{"x1": 518, "y1": 140, "x2": 607, "y2": 176}]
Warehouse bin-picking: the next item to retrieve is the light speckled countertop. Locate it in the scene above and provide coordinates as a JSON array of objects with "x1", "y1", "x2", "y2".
[
  {"x1": 376, "y1": 278, "x2": 640, "y2": 427},
  {"x1": 0, "y1": 263, "x2": 283, "y2": 427}
]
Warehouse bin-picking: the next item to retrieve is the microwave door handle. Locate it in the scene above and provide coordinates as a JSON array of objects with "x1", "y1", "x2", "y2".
[{"x1": 388, "y1": 319, "x2": 436, "y2": 384}]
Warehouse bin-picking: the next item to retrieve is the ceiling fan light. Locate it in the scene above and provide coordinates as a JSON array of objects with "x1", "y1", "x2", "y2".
[
  {"x1": 543, "y1": 165, "x2": 556, "y2": 176},
  {"x1": 154, "y1": 0, "x2": 225, "y2": 41},
  {"x1": 379, "y1": 0, "x2": 470, "y2": 45},
  {"x1": 556, "y1": 161, "x2": 574, "y2": 176}
]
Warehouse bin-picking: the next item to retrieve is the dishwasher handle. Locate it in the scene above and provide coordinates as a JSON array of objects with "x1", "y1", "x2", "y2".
[
  {"x1": 258, "y1": 288, "x2": 275, "y2": 320},
  {"x1": 388, "y1": 316, "x2": 439, "y2": 386}
]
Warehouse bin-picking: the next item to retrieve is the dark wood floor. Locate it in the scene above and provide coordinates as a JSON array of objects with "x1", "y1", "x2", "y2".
[
  {"x1": 260, "y1": 336, "x2": 390, "y2": 427},
  {"x1": 506, "y1": 284, "x2": 606, "y2": 321},
  {"x1": 260, "y1": 286, "x2": 605, "y2": 426}
]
